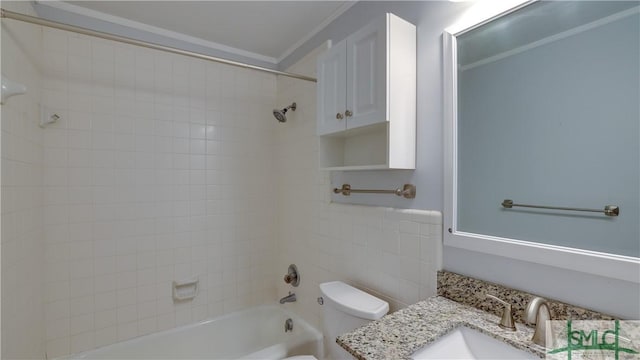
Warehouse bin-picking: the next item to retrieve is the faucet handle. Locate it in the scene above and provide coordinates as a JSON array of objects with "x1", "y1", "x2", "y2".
[
  {"x1": 284, "y1": 264, "x2": 300, "y2": 287},
  {"x1": 486, "y1": 294, "x2": 517, "y2": 331}
]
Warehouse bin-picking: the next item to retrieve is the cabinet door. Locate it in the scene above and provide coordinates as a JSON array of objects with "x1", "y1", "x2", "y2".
[
  {"x1": 317, "y1": 40, "x2": 347, "y2": 135},
  {"x1": 346, "y1": 15, "x2": 387, "y2": 130}
]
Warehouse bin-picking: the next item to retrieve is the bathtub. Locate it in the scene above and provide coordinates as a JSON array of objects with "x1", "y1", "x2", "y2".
[{"x1": 68, "y1": 305, "x2": 323, "y2": 359}]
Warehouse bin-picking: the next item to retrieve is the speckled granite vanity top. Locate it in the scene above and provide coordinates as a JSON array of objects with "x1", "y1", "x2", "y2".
[
  {"x1": 337, "y1": 271, "x2": 619, "y2": 360},
  {"x1": 337, "y1": 296, "x2": 546, "y2": 360}
]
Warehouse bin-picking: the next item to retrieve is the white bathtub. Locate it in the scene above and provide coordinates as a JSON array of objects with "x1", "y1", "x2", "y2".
[{"x1": 67, "y1": 305, "x2": 323, "y2": 359}]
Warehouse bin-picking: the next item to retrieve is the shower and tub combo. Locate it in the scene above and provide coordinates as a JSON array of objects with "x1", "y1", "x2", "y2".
[
  {"x1": 65, "y1": 281, "x2": 388, "y2": 360},
  {"x1": 66, "y1": 305, "x2": 321, "y2": 360}
]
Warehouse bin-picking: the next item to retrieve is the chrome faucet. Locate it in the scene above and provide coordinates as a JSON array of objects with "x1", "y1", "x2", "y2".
[
  {"x1": 525, "y1": 297, "x2": 551, "y2": 346},
  {"x1": 279, "y1": 291, "x2": 296, "y2": 304}
]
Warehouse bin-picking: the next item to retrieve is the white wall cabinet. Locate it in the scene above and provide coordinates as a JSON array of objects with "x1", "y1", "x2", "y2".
[{"x1": 316, "y1": 13, "x2": 416, "y2": 170}]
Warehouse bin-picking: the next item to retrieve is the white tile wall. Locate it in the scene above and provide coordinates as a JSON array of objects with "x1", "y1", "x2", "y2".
[
  {"x1": 39, "y1": 28, "x2": 279, "y2": 358},
  {"x1": 274, "y1": 45, "x2": 443, "y2": 335},
  {"x1": 1, "y1": 2, "x2": 46, "y2": 358}
]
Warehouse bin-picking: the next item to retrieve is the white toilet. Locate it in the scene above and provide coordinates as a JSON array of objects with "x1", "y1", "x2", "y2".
[
  {"x1": 320, "y1": 281, "x2": 389, "y2": 359},
  {"x1": 284, "y1": 281, "x2": 389, "y2": 360}
]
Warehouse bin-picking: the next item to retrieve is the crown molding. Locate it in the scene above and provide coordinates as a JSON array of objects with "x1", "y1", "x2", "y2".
[
  {"x1": 34, "y1": 0, "x2": 279, "y2": 64},
  {"x1": 277, "y1": 1, "x2": 357, "y2": 63}
]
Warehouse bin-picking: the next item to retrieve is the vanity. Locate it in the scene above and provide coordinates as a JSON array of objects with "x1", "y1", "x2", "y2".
[
  {"x1": 336, "y1": 271, "x2": 624, "y2": 360},
  {"x1": 338, "y1": 296, "x2": 542, "y2": 359}
]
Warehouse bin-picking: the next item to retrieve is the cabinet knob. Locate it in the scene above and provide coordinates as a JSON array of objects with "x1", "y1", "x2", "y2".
[
  {"x1": 336, "y1": 113, "x2": 344, "y2": 120},
  {"x1": 345, "y1": 110, "x2": 353, "y2": 117}
]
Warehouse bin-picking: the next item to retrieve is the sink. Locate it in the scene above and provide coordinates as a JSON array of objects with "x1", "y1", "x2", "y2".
[{"x1": 411, "y1": 326, "x2": 538, "y2": 359}]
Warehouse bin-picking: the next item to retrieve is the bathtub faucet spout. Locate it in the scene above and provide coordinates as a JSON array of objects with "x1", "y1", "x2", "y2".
[{"x1": 279, "y1": 292, "x2": 296, "y2": 304}]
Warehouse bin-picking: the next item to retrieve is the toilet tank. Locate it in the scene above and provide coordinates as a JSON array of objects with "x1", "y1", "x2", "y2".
[{"x1": 319, "y1": 281, "x2": 389, "y2": 359}]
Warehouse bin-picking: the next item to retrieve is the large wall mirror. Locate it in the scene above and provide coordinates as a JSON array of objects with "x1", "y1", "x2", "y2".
[{"x1": 443, "y1": 1, "x2": 639, "y2": 282}]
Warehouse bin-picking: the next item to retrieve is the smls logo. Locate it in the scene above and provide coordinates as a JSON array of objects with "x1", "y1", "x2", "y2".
[{"x1": 547, "y1": 320, "x2": 640, "y2": 360}]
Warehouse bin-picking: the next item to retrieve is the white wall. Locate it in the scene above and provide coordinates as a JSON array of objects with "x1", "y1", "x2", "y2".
[
  {"x1": 38, "y1": 27, "x2": 280, "y2": 357},
  {"x1": 275, "y1": 46, "x2": 443, "y2": 349},
  {"x1": 1, "y1": 1, "x2": 46, "y2": 358}
]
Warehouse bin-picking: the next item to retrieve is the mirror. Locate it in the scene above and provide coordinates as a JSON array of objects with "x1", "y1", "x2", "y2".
[{"x1": 443, "y1": 1, "x2": 639, "y2": 282}]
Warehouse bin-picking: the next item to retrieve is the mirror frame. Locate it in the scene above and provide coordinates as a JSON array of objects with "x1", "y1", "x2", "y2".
[{"x1": 442, "y1": 0, "x2": 640, "y2": 283}]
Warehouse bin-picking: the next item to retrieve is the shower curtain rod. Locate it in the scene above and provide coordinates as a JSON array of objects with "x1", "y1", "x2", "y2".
[{"x1": 0, "y1": 8, "x2": 317, "y2": 83}]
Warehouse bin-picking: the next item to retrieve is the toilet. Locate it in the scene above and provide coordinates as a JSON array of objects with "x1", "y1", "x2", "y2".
[{"x1": 284, "y1": 281, "x2": 389, "y2": 360}]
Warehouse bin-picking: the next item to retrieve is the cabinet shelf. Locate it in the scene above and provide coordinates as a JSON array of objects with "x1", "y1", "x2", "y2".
[{"x1": 318, "y1": 122, "x2": 415, "y2": 170}]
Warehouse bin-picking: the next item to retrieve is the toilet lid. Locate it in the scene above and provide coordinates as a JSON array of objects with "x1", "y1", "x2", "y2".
[{"x1": 319, "y1": 281, "x2": 389, "y2": 320}]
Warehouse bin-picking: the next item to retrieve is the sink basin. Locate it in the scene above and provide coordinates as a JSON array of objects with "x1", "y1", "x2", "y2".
[{"x1": 411, "y1": 326, "x2": 538, "y2": 359}]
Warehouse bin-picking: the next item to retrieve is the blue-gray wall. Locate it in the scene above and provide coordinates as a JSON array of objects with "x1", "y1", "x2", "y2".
[{"x1": 458, "y1": 14, "x2": 639, "y2": 257}]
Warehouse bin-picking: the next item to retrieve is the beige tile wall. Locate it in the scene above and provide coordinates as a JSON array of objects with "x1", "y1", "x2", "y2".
[
  {"x1": 1, "y1": 1, "x2": 46, "y2": 358},
  {"x1": 39, "y1": 27, "x2": 280, "y2": 358}
]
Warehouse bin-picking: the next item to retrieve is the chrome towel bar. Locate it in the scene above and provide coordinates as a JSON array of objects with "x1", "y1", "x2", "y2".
[
  {"x1": 333, "y1": 184, "x2": 416, "y2": 199},
  {"x1": 501, "y1": 199, "x2": 619, "y2": 217}
]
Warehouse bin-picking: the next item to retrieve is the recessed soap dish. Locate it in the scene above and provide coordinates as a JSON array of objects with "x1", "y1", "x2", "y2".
[{"x1": 172, "y1": 278, "x2": 198, "y2": 302}]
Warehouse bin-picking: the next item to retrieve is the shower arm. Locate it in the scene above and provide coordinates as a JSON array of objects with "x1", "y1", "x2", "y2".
[{"x1": 0, "y1": 8, "x2": 317, "y2": 83}]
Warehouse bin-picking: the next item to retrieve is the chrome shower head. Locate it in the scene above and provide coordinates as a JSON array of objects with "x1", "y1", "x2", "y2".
[
  {"x1": 273, "y1": 102, "x2": 296, "y2": 123},
  {"x1": 273, "y1": 109, "x2": 287, "y2": 123}
]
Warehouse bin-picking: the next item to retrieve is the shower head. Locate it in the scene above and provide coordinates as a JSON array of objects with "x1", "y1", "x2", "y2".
[
  {"x1": 273, "y1": 109, "x2": 287, "y2": 123},
  {"x1": 273, "y1": 102, "x2": 296, "y2": 123}
]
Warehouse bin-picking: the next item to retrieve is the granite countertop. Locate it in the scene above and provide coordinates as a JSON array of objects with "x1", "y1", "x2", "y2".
[{"x1": 337, "y1": 296, "x2": 546, "y2": 360}]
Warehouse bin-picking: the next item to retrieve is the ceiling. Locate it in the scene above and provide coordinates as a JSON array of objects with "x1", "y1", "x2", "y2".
[{"x1": 61, "y1": 1, "x2": 352, "y2": 62}]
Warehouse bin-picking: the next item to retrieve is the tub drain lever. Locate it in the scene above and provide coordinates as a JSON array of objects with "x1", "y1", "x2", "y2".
[{"x1": 285, "y1": 318, "x2": 293, "y2": 332}]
